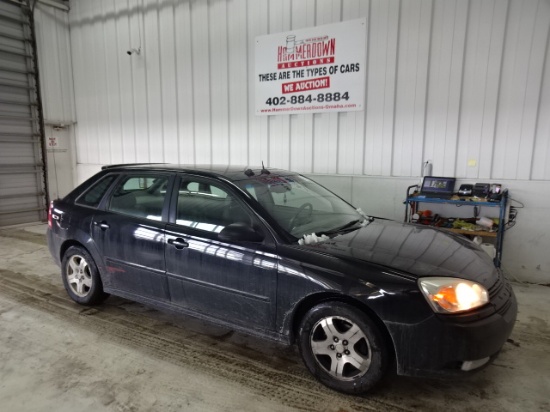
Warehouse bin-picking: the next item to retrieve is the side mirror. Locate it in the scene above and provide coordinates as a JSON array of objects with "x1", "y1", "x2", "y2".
[{"x1": 218, "y1": 222, "x2": 264, "y2": 243}]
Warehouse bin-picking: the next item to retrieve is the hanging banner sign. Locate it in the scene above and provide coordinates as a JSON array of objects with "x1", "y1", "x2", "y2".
[{"x1": 255, "y1": 18, "x2": 366, "y2": 116}]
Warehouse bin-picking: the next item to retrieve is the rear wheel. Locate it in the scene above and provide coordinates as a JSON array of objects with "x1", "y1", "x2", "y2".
[
  {"x1": 61, "y1": 246, "x2": 108, "y2": 305},
  {"x1": 298, "y1": 302, "x2": 389, "y2": 394}
]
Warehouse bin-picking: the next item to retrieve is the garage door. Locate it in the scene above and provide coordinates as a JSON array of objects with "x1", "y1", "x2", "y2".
[{"x1": 0, "y1": 0, "x2": 47, "y2": 226}]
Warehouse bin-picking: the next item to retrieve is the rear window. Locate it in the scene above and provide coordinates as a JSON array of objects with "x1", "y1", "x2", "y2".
[{"x1": 75, "y1": 175, "x2": 117, "y2": 208}]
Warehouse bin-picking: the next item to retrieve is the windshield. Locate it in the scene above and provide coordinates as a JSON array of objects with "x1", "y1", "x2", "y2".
[{"x1": 235, "y1": 174, "x2": 365, "y2": 239}]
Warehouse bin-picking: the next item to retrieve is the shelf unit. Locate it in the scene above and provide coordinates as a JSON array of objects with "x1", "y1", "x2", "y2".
[{"x1": 404, "y1": 189, "x2": 508, "y2": 267}]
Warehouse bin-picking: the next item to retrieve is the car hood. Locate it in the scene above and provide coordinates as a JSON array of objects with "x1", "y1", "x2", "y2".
[{"x1": 302, "y1": 220, "x2": 497, "y2": 284}]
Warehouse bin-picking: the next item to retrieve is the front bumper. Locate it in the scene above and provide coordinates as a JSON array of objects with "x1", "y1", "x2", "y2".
[{"x1": 386, "y1": 279, "x2": 518, "y2": 377}]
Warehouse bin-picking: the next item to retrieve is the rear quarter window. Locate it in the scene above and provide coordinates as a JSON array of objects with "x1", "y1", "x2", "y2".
[{"x1": 75, "y1": 175, "x2": 117, "y2": 208}]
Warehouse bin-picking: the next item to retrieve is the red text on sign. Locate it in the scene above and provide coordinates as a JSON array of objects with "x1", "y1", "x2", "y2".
[{"x1": 281, "y1": 76, "x2": 331, "y2": 94}]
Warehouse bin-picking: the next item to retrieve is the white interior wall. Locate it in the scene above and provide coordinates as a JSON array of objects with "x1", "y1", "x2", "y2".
[
  {"x1": 64, "y1": 0, "x2": 550, "y2": 181},
  {"x1": 34, "y1": 0, "x2": 550, "y2": 283},
  {"x1": 34, "y1": 3, "x2": 77, "y2": 196},
  {"x1": 34, "y1": 3, "x2": 75, "y2": 125}
]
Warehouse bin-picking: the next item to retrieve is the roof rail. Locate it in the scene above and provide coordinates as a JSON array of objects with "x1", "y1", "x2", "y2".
[{"x1": 101, "y1": 163, "x2": 166, "y2": 170}]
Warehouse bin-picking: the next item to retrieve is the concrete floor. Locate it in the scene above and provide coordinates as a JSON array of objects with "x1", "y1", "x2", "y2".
[{"x1": 0, "y1": 224, "x2": 549, "y2": 412}]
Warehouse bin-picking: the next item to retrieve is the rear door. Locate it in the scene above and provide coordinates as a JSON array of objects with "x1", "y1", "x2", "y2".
[
  {"x1": 164, "y1": 175, "x2": 279, "y2": 331},
  {"x1": 92, "y1": 173, "x2": 172, "y2": 302}
]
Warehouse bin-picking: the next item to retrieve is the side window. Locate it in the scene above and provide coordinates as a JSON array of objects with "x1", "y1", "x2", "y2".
[
  {"x1": 107, "y1": 175, "x2": 169, "y2": 221},
  {"x1": 76, "y1": 175, "x2": 117, "y2": 208},
  {"x1": 176, "y1": 179, "x2": 251, "y2": 233}
]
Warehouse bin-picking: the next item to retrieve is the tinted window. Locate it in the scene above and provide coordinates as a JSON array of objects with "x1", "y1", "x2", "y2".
[
  {"x1": 76, "y1": 175, "x2": 117, "y2": 208},
  {"x1": 176, "y1": 179, "x2": 251, "y2": 233},
  {"x1": 107, "y1": 175, "x2": 169, "y2": 221},
  {"x1": 234, "y1": 175, "x2": 362, "y2": 237},
  {"x1": 271, "y1": 184, "x2": 333, "y2": 212}
]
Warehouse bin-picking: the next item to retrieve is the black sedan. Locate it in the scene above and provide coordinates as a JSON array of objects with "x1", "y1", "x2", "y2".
[{"x1": 47, "y1": 164, "x2": 517, "y2": 394}]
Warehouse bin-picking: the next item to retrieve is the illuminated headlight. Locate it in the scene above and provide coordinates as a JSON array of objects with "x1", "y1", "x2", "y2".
[{"x1": 418, "y1": 277, "x2": 489, "y2": 314}]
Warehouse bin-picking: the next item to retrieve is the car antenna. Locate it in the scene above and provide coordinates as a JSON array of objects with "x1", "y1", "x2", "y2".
[{"x1": 261, "y1": 161, "x2": 270, "y2": 175}]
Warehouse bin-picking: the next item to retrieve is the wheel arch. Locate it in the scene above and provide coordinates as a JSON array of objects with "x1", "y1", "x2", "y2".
[
  {"x1": 289, "y1": 292, "x2": 396, "y2": 365},
  {"x1": 59, "y1": 240, "x2": 106, "y2": 282},
  {"x1": 59, "y1": 239, "x2": 109, "y2": 306},
  {"x1": 59, "y1": 239, "x2": 86, "y2": 262}
]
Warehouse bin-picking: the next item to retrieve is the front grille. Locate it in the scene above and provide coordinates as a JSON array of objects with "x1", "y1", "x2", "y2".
[
  {"x1": 488, "y1": 269, "x2": 504, "y2": 299},
  {"x1": 496, "y1": 282, "x2": 513, "y2": 315},
  {"x1": 488, "y1": 269, "x2": 513, "y2": 315}
]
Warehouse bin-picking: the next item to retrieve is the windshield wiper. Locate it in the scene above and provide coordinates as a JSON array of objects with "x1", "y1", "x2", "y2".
[{"x1": 317, "y1": 219, "x2": 363, "y2": 236}]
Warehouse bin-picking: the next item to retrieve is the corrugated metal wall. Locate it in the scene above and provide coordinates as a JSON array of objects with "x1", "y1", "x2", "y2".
[
  {"x1": 60, "y1": 0, "x2": 550, "y2": 180},
  {"x1": 0, "y1": 0, "x2": 47, "y2": 226}
]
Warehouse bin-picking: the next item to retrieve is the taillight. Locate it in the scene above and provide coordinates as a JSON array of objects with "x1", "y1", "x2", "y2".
[{"x1": 48, "y1": 201, "x2": 53, "y2": 228}]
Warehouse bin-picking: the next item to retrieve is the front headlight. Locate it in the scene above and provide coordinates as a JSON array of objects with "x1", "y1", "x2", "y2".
[{"x1": 418, "y1": 277, "x2": 489, "y2": 314}]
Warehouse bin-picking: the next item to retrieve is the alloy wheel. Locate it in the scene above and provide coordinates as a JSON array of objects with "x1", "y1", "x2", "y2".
[
  {"x1": 309, "y1": 315, "x2": 372, "y2": 381},
  {"x1": 66, "y1": 254, "x2": 93, "y2": 297}
]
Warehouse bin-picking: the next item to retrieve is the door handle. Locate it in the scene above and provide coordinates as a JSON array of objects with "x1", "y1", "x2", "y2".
[
  {"x1": 167, "y1": 237, "x2": 189, "y2": 249},
  {"x1": 93, "y1": 221, "x2": 110, "y2": 230}
]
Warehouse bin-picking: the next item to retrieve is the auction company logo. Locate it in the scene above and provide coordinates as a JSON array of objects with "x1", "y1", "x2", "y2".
[{"x1": 277, "y1": 35, "x2": 336, "y2": 70}]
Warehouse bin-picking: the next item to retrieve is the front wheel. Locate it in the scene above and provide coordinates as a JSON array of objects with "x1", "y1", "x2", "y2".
[
  {"x1": 61, "y1": 246, "x2": 109, "y2": 305},
  {"x1": 298, "y1": 302, "x2": 389, "y2": 394}
]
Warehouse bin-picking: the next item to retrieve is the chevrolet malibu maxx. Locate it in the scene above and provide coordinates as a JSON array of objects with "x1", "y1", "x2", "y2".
[{"x1": 47, "y1": 164, "x2": 517, "y2": 394}]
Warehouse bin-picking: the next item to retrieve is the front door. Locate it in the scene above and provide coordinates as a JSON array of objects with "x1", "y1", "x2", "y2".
[
  {"x1": 92, "y1": 173, "x2": 172, "y2": 301},
  {"x1": 164, "y1": 176, "x2": 278, "y2": 331}
]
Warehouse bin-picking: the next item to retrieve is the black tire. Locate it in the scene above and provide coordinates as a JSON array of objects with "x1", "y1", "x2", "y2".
[
  {"x1": 298, "y1": 302, "x2": 389, "y2": 394},
  {"x1": 61, "y1": 246, "x2": 109, "y2": 306}
]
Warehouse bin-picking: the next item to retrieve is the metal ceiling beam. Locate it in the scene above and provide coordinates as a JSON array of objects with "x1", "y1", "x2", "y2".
[
  {"x1": 3, "y1": 0, "x2": 69, "y2": 12},
  {"x1": 37, "y1": 0, "x2": 69, "y2": 12}
]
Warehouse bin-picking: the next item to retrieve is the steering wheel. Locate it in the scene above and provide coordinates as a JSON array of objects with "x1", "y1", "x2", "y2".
[{"x1": 289, "y1": 203, "x2": 313, "y2": 232}]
